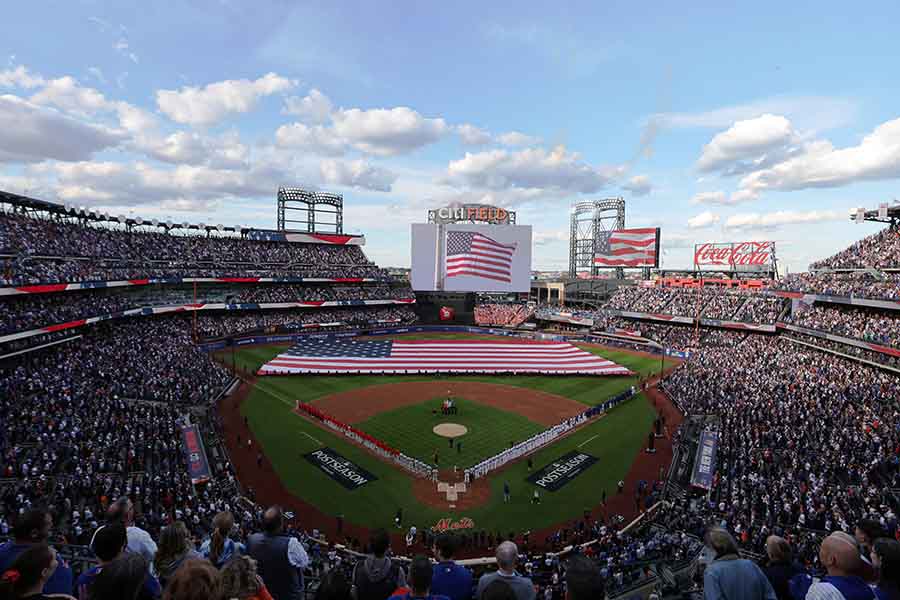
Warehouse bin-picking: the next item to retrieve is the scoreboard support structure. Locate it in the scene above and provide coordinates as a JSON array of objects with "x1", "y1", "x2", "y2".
[{"x1": 569, "y1": 198, "x2": 626, "y2": 279}]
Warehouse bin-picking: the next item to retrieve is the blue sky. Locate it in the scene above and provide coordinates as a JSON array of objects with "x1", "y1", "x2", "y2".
[{"x1": 2, "y1": 0, "x2": 899, "y2": 272}]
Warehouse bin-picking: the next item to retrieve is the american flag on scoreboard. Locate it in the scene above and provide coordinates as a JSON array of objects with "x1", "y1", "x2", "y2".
[
  {"x1": 594, "y1": 228, "x2": 659, "y2": 267},
  {"x1": 257, "y1": 339, "x2": 630, "y2": 376},
  {"x1": 445, "y1": 231, "x2": 516, "y2": 283}
]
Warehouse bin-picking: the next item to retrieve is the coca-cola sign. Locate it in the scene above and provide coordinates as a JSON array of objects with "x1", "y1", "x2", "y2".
[{"x1": 694, "y1": 241, "x2": 774, "y2": 269}]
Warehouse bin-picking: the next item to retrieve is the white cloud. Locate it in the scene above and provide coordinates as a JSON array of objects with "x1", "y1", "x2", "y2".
[
  {"x1": 143, "y1": 130, "x2": 249, "y2": 168},
  {"x1": 156, "y1": 73, "x2": 297, "y2": 126},
  {"x1": 687, "y1": 210, "x2": 720, "y2": 229},
  {"x1": 498, "y1": 131, "x2": 542, "y2": 147},
  {"x1": 87, "y1": 67, "x2": 107, "y2": 85},
  {"x1": 0, "y1": 95, "x2": 123, "y2": 163},
  {"x1": 737, "y1": 116, "x2": 900, "y2": 194},
  {"x1": 282, "y1": 88, "x2": 333, "y2": 123},
  {"x1": 40, "y1": 160, "x2": 283, "y2": 209},
  {"x1": 621, "y1": 174, "x2": 652, "y2": 196},
  {"x1": 0, "y1": 65, "x2": 45, "y2": 89},
  {"x1": 724, "y1": 209, "x2": 844, "y2": 230},
  {"x1": 697, "y1": 114, "x2": 800, "y2": 175},
  {"x1": 330, "y1": 106, "x2": 448, "y2": 155},
  {"x1": 456, "y1": 124, "x2": 492, "y2": 146},
  {"x1": 690, "y1": 191, "x2": 727, "y2": 205},
  {"x1": 650, "y1": 96, "x2": 857, "y2": 132},
  {"x1": 30, "y1": 76, "x2": 111, "y2": 115},
  {"x1": 319, "y1": 159, "x2": 396, "y2": 192},
  {"x1": 274, "y1": 122, "x2": 345, "y2": 155},
  {"x1": 446, "y1": 145, "x2": 622, "y2": 194}
]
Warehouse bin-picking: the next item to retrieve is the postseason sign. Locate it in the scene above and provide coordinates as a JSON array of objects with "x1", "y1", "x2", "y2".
[
  {"x1": 527, "y1": 451, "x2": 598, "y2": 492},
  {"x1": 690, "y1": 430, "x2": 718, "y2": 490},
  {"x1": 303, "y1": 447, "x2": 378, "y2": 490}
]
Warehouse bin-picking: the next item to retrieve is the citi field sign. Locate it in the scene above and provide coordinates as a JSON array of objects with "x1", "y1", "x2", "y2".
[
  {"x1": 693, "y1": 241, "x2": 775, "y2": 268},
  {"x1": 430, "y1": 204, "x2": 514, "y2": 224}
]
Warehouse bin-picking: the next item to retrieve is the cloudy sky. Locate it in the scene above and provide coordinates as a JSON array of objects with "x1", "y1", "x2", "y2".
[{"x1": 2, "y1": 1, "x2": 899, "y2": 273}]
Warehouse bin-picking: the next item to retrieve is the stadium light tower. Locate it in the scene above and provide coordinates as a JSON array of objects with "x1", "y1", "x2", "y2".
[
  {"x1": 277, "y1": 187, "x2": 344, "y2": 234},
  {"x1": 568, "y1": 198, "x2": 626, "y2": 278}
]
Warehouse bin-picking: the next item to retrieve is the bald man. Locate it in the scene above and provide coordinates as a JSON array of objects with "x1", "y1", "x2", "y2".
[
  {"x1": 247, "y1": 505, "x2": 310, "y2": 600},
  {"x1": 475, "y1": 541, "x2": 535, "y2": 600},
  {"x1": 797, "y1": 532, "x2": 876, "y2": 600}
]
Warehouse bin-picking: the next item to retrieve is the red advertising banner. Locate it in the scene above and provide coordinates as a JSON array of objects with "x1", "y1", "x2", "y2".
[{"x1": 693, "y1": 241, "x2": 775, "y2": 269}]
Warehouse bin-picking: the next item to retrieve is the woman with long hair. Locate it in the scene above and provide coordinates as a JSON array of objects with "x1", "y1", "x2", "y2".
[
  {"x1": 0, "y1": 545, "x2": 74, "y2": 600},
  {"x1": 220, "y1": 555, "x2": 273, "y2": 600},
  {"x1": 200, "y1": 512, "x2": 245, "y2": 569},
  {"x1": 153, "y1": 521, "x2": 201, "y2": 589}
]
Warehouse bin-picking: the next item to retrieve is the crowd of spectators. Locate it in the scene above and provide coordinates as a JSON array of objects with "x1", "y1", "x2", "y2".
[
  {"x1": 773, "y1": 272, "x2": 900, "y2": 301},
  {"x1": 660, "y1": 334, "x2": 900, "y2": 566},
  {"x1": 731, "y1": 295, "x2": 784, "y2": 324},
  {"x1": 475, "y1": 304, "x2": 536, "y2": 327},
  {"x1": 0, "y1": 283, "x2": 413, "y2": 336},
  {"x1": 0, "y1": 211, "x2": 388, "y2": 285},
  {"x1": 195, "y1": 306, "x2": 418, "y2": 339},
  {"x1": 785, "y1": 304, "x2": 900, "y2": 348},
  {"x1": 603, "y1": 287, "x2": 785, "y2": 323},
  {"x1": 783, "y1": 333, "x2": 900, "y2": 370},
  {"x1": 810, "y1": 226, "x2": 900, "y2": 270}
]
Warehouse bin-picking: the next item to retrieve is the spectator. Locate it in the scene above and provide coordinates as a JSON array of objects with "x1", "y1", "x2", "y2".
[
  {"x1": 87, "y1": 552, "x2": 159, "y2": 600},
  {"x1": 153, "y1": 522, "x2": 201, "y2": 589},
  {"x1": 220, "y1": 555, "x2": 274, "y2": 600},
  {"x1": 352, "y1": 528, "x2": 406, "y2": 600},
  {"x1": 201, "y1": 511, "x2": 245, "y2": 569},
  {"x1": 106, "y1": 497, "x2": 158, "y2": 566},
  {"x1": 795, "y1": 532, "x2": 874, "y2": 600},
  {"x1": 430, "y1": 534, "x2": 472, "y2": 600},
  {"x1": 389, "y1": 555, "x2": 449, "y2": 600},
  {"x1": 77, "y1": 524, "x2": 161, "y2": 600},
  {"x1": 479, "y1": 580, "x2": 517, "y2": 600},
  {"x1": 162, "y1": 559, "x2": 222, "y2": 600},
  {"x1": 0, "y1": 509, "x2": 73, "y2": 596},
  {"x1": 247, "y1": 506, "x2": 309, "y2": 600},
  {"x1": 564, "y1": 554, "x2": 604, "y2": 600},
  {"x1": 566, "y1": 554, "x2": 606, "y2": 600},
  {"x1": 0, "y1": 544, "x2": 74, "y2": 600},
  {"x1": 760, "y1": 536, "x2": 805, "y2": 600},
  {"x1": 873, "y1": 539, "x2": 900, "y2": 600},
  {"x1": 315, "y1": 569, "x2": 352, "y2": 600},
  {"x1": 702, "y1": 528, "x2": 776, "y2": 600},
  {"x1": 855, "y1": 519, "x2": 887, "y2": 562},
  {"x1": 475, "y1": 542, "x2": 535, "y2": 600}
]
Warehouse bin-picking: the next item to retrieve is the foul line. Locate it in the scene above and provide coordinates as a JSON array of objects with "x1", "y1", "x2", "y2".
[
  {"x1": 301, "y1": 431, "x2": 323, "y2": 446},
  {"x1": 578, "y1": 433, "x2": 600, "y2": 448}
]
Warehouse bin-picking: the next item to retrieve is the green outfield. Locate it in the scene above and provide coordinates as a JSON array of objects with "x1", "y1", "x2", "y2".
[
  {"x1": 357, "y1": 397, "x2": 546, "y2": 469},
  {"x1": 220, "y1": 335, "x2": 673, "y2": 532}
]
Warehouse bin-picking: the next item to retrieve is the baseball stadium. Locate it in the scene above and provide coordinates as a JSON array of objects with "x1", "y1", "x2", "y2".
[{"x1": 2, "y1": 180, "x2": 900, "y2": 600}]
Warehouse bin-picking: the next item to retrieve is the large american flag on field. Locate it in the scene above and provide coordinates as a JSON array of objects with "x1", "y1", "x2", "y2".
[
  {"x1": 257, "y1": 339, "x2": 631, "y2": 375},
  {"x1": 445, "y1": 231, "x2": 516, "y2": 283},
  {"x1": 594, "y1": 228, "x2": 659, "y2": 268}
]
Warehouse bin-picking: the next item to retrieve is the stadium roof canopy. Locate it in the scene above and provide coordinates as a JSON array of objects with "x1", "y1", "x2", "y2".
[{"x1": 0, "y1": 189, "x2": 248, "y2": 235}]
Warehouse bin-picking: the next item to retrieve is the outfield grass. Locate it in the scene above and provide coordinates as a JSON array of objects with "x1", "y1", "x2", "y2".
[
  {"x1": 221, "y1": 335, "x2": 670, "y2": 532},
  {"x1": 357, "y1": 397, "x2": 545, "y2": 469}
]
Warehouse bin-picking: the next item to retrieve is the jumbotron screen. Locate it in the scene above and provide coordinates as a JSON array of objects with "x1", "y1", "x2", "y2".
[{"x1": 410, "y1": 223, "x2": 533, "y2": 292}]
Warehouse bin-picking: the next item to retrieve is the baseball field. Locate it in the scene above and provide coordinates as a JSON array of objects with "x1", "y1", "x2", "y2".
[{"x1": 217, "y1": 334, "x2": 677, "y2": 536}]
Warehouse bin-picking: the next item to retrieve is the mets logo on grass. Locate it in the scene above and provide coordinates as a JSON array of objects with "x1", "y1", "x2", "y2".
[
  {"x1": 303, "y1": 447, "x2": 378, "y2": 490},
  {"x1": 431, "y1": 517, "x2": 475, "y2": 533},
  {"x1": 527, "y1": 451, "x2": 598, "y2": 492}
]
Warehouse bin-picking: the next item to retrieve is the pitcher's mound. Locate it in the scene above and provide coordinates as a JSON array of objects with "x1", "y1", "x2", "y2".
[{"x1": 433, "y1": 423, "x2": 468, "y2": 438}]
